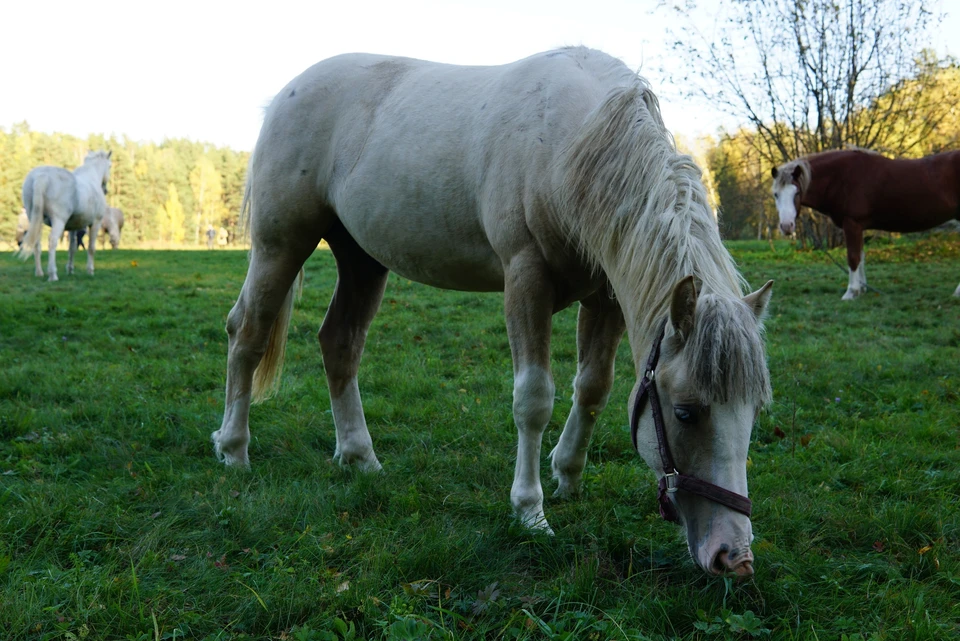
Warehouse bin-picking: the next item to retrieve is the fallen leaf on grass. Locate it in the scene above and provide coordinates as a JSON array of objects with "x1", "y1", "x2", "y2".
[
  {"x1": 336, "y1": 581, "x2": 350, "y2": 593},
  {"x1": 471, "y1": 581, "x2": 500, "y2": 616},
  {"x1": 773, "y1": 426, "x2": 786, "y2": 439}
]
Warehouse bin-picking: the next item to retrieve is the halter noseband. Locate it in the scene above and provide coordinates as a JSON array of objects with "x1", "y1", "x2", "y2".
[{"x1": 629, "y1": 320, "x2": 753, "y2": 523}]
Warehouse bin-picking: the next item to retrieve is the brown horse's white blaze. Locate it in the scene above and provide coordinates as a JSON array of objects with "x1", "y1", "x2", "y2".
[
  {"x1": 772, "y1": 149, "x2": 960, "y2": 299},
  {"x1": 215, "y1": 47, "x2": 775, "y2": 576}
]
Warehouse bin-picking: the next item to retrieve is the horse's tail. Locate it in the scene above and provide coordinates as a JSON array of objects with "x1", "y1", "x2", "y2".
[
  {"x1": 18, "y1": 176, "x2": 47, "y2": 260},
  {"x1": 250, "y1": 267, "x2": 304, "y2": 403}
]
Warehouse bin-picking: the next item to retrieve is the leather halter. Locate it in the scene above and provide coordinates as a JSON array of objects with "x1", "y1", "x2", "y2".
[{"x1": 629, "y1": 320, "x2": 753, "y2": 523}]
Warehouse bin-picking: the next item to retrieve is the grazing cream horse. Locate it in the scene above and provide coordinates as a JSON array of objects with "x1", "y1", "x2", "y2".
[
  {"x1": 99, "y1": 207, "x2": 124, "y2": 249},
  {"x1": 214, "y1": 48, "x2": 774, "y2": 577},
  {"x1": 19, "y1": 151, "x2": 112, "y2": 281},
  {"x1": 15, "y1": 208, "x2": 29, "y2": 247}
]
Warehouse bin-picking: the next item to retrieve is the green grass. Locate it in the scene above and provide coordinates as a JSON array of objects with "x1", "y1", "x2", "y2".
[{"x1": 0, "y1": 237, "x2": 958, "y2": 640}]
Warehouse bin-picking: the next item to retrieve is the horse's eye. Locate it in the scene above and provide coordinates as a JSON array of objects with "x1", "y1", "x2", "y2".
[{"x1": 674, "y1": 405, "x2": 699, "y2": 424}]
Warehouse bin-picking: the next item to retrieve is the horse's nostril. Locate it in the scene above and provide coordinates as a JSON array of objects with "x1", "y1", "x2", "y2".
[
  {"x1": 711, "y1": 550, "x2": 754, "y2": 579},
  {"x1": 711, "y1": 550, "x2": 728, "y2": 575}
]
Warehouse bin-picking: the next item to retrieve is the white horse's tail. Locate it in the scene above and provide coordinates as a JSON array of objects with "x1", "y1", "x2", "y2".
[
  {"x1": 18, "y1": 177, "x2": 47, "y2": 260},
  {"x1": 250, "y1": 268, "x2": 304, "y2": 403}
]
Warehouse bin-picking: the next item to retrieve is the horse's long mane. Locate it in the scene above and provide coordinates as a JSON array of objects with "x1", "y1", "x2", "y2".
[
  {"x1": 554, "y1": 79, "x2": 745, "y2": 332},
  {"x1": 553, "y1": 74, "x2": 770, "y2": 405}
]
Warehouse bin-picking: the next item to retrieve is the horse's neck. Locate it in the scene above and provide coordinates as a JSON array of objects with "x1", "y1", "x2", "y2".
[{"x1": 802, "y1": 158, "x2": 839, "y2": 213}]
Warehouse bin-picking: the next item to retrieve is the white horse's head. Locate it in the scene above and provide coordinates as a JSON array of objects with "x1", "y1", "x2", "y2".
[
  {"x1": 631, "y1": 277, "x2": 773, "y2": 577},
  {"x1": 770, "y1": 160, "x2": 809, "y2": 236},
  {"x1": 84, "y1": 150, "x2": 113, "y2": 195}
]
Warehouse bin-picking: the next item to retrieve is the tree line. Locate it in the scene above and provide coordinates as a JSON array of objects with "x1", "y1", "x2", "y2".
[
  {"x1": 0, "y1": 123, "x2": 249, "y2": 249},
  {"x1": 5, "y1": 0, "x2": 959, "y2": 249}
]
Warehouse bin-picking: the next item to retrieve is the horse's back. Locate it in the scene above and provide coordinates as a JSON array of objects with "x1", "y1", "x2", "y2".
[
  {"x1": 813, "y1": 150, "x2": 960, "y2": 230},
  {"x1": 22, "y1": 167, "x2": 76, "y2": 218},
  {"x1": 250, "y1": 48, "x2": 634, "y2": 290}
]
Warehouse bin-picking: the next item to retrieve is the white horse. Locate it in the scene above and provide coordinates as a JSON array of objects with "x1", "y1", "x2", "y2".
[
  {"x1": 214, "y1": 48, "x2": 774, "y2": 577},
  {"x1": 19, "y1": 151, "x2": 112, "y2": 281}
]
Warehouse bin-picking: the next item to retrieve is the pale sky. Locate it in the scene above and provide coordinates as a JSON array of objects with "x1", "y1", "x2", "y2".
[{"x1": 1, "y1": 0, "x2": 958, "y2": 151}]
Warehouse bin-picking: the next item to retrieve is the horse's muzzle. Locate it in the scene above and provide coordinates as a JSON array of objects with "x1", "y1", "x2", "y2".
[{"x1": 780, "y1": 221, "x2": 795, "y2": 236}]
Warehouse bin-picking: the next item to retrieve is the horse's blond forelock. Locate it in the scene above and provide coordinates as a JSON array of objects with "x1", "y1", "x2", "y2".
[
  {"x1": 683, "y1": 295, "x2": 772, "y2": 406},
  {"x1": 773, "y1": 158, "x2": 811, "y2": 196}
]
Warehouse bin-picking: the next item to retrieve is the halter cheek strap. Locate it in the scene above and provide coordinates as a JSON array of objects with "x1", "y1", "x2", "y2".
[{"x1": 629, "y1": 320, "x2": 753, "y2": 523}]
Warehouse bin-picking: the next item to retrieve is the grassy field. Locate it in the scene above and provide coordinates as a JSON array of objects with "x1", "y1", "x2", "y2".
[{"x1": 0, "y1": 237, "x2": 958, "y2": 640}]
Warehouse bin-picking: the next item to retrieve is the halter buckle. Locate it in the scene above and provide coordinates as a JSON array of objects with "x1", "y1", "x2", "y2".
[{"x1": 662, "y1": 471, "x2": 679, "y2": 492}]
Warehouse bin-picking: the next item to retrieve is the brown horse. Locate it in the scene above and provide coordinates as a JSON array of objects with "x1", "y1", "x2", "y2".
[{"x1": 772, "y1": 149, "x2": 960, "y2": 299}]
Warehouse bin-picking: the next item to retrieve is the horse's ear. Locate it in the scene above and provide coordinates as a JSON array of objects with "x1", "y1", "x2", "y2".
[
  {"x1": 791, "y1": 165, "x2": 802, "y2": 180},
  {"x1": 670, "y1": 275, "x2": 698, "y2": 342},
  {"x1": 107, "y1": 150, "x2": 112, "y2": 159},
  {"x1": 743, "y1": 280, "x2": 774, "y2": 321},
  {"x1": 770, "y1": 167, "x2": 778, "y2": 179}
]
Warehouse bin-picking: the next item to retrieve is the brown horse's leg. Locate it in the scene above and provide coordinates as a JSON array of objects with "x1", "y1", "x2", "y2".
[
  {"x1": 318, "y1": 222, "x2": 389, "y2": 472},
  {"x1": 550, "y1": 289, "x2": 626, "y2": 498},
  {"x1": 214, "y1": 220, "x2": 323, "y2": 466},
  {"x1": 841, "y1": 219, "x2": 866, "y2": 300},
  {"x1": 504, "y1": 249, "x2": 557, "y2": 532}
]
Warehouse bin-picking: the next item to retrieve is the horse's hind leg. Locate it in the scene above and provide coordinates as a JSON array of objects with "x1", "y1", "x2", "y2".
[
  {"x1": 504, "y1": 250, "x2": 557, "y2": 533},
  {"x1": 318, "y1": 222, "x2": 389, "y2": 472},
  {"x1": 46, "y1": 218, "x2": 67, "y2": 282},
  {"x1": 213, "y1": 227, "x2": 321, "y2": 466},
  {"x1": 550, "y1": 289, "x2": 625, "y2": 498},
  {"x1": 33, "y1": 239, "x2": 43, "y2": 278}
]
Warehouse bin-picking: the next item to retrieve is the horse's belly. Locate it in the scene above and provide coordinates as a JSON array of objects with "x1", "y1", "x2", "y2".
[{"x1": 342, "y1": 209, "x2": 505, "y2": 292}]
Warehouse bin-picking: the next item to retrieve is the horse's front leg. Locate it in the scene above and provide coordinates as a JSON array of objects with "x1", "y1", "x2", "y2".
[
  {"x1": 504, "y1": 251, "x2": 557, "y2": 533},
  {"x1": 550, "y1": 289, "x2": 626, "y2": 498},
  {"x1": 66, "y1": 231, "x2": 77, "y2": 275},
  {"x1": 87, "y1": 223, "x2": 99, "y2": 275},
  {"x1": 46, "y1": 219, "x2": 67, "y2": 282},
  {"x1": 842, "y1": 219, "x2": 867, "y2": 300}
]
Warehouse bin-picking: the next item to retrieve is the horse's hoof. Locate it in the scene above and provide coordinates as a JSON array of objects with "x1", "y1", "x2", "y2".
[
  {"x1": 551, "y1": 481, "x2": 582, "y2": 500},
  {"x1": 212, "y1": 431, "x2": 250, "y2": 468},
  {"x1": 336, "y1": 451, "x2": 383, "y2": 473},
  {"x1": 521, "y1": 514, "x2": 555, "y2": 536}
]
